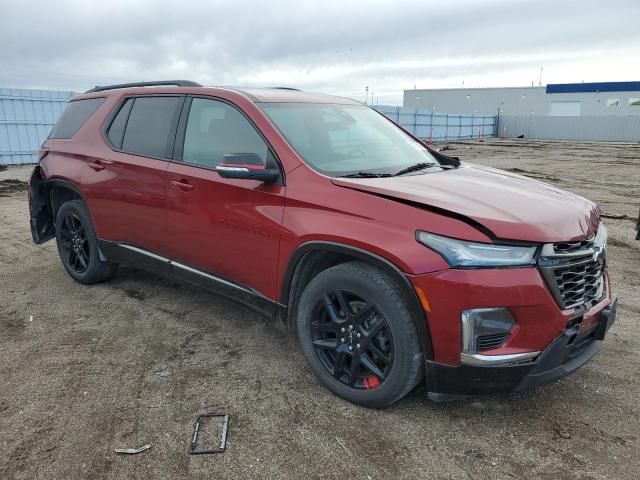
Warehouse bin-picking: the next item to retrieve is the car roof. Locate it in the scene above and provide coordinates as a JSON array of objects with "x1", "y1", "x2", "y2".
[
  {"x1": 74, "y1": 85, "x2": 362, "y2": 105},
  {"x1": 227, "y1": 87, "x2": 362, "y2": 105}
]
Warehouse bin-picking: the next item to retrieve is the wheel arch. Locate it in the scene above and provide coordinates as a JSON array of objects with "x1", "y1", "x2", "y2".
[
  {"x1": 30, "y1": 172, "x2": 105, "y2": 260},
  {"x1": 46, "y1": 179, "x2": 108, "y2": 261},
  {"x1": 47, "y1": 178, "x2": 87, "y2": 218},
  {"x1": 281, "y1": 241, "x2": 434, "y2": 360}
]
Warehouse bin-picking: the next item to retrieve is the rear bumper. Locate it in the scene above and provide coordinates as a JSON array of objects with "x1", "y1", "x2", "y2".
[{"x1": 425, "y1": 296, "x2": 617, "y2": 401}]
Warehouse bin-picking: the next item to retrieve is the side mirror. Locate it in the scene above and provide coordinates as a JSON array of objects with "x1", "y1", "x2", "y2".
[{"x1": 215, "y1": 153, "x2": 280, "y2": 183}]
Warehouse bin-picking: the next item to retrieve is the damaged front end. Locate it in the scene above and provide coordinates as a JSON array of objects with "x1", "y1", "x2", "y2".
[{"x1": 29, "y1": 166, "x2": 55, "y2": 244}]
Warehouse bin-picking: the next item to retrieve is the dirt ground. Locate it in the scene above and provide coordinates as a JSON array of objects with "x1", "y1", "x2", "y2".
[{"x1": 1, "y1": 139, "x2": 639, "y2": 479}]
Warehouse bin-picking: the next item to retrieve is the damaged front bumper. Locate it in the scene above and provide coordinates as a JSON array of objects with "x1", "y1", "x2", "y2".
[{"x1": 425, "y1": 296, "x2": 617, "y2": 401}]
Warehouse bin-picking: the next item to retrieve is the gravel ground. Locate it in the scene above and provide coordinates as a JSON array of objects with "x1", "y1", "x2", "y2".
[{"x1": 1, "y1": 140, "x2": 639, "y2": 479}]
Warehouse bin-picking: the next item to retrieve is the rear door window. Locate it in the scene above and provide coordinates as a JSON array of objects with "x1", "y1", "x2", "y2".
[
  {"x1": 49, "y1": 97, "x2": 106, "y2": 139},
  {"x1": 121, "y1": 96, "x2": 182, "y2": 158}
]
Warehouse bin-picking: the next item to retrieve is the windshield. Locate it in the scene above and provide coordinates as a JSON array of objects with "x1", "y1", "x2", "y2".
[{"x1": 260, "y1": 103, "x2": 441, "y2": 177}]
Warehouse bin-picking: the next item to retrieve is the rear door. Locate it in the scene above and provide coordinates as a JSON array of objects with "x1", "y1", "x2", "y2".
[
  {"x1": 91, "y1": 95, "x2": 184, "y2": 254},
  {"x1": 165, "y1": 96, "x2": 286, "y2": 301}
]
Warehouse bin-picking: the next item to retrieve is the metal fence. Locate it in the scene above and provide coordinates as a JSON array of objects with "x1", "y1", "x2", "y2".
[
  {"x1": 4, "y1": 89, "x2": 639, "y2": 166},
  {"x1": 0, "y1": 90, "x2": 504, "y2": 166},
  {"x1": 0, "y1": 88, "x2": 74, "y2": 165},
  {"x1": 373, "y1": 105, "x2": 497, "y2": 141},
  {"x1": 498, "y1": 115, "x2": 640, "y2": 142}
]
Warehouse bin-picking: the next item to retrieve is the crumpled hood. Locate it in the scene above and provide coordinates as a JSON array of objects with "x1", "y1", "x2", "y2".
[{"x1": 331, "y1": 163, "x2": 601, "y2": 243}]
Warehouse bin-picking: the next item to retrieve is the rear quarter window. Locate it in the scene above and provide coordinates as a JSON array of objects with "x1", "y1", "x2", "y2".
[
  {"x1": 49, "y1": 97, "x2": 106, "y2": 139},
  {"x1": 106, "y1": 98, "x2": 134, "y2": 149}
]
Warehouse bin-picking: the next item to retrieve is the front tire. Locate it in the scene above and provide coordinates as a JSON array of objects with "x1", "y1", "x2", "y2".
[
  {"x1": 296, "y1": 261, "x2": 423, "y2": 408},
  {"x1": 55, "y1": 200, "x2": 117, "y2": 284}
]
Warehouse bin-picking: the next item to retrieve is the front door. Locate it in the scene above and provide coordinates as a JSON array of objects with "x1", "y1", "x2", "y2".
[{"x1": 165, "y1": 97, "x2": 285, "y2": 302}]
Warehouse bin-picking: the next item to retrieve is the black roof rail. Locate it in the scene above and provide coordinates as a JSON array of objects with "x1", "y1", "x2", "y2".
[
  {"x1": 271, "y1": 87, "x2": 301, "y2": 91},
  {"x1": 85, "y1": 80, "x2": 202, "y2": 93}
]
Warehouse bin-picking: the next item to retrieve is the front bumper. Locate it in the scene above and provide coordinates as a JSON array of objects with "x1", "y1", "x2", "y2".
[{"x1": 425, "y1": 296, "x2": 617, "y2": 401}]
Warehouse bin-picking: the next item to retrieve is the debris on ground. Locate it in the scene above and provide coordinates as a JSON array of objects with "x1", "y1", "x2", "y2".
[
  {"x1": 0, "y1": 179, "x2": 28, "y2": 194},
  {"x1": 190, "y1": 414, "x2": 229, "y2": 455},
  {"x1": 335, "y1": 437, "x2": 351, "y2": 455},
  {"x1": 464, "y1": 449, "x2": 483, "y2": 463},
  {"x1": 114, "y1": 444, "x2": 152, "y2": 454}
]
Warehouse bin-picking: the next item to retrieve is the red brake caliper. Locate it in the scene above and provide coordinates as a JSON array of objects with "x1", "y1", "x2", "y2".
[{"x1": 363, "y1": 375, "x2": 381, "y2": 389}]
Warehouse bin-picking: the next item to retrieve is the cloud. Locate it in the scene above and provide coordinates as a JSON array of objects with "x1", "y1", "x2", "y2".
[{"x1": 1, "y1": 0, "x2": 639, "y2": 104}]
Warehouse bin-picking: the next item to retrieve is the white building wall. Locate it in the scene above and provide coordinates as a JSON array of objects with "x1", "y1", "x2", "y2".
[
  {"x1": 498, "y1": 115, "x2": 640, "y2": 142},
  {"x1": 403, "y1": 87, "x2": 640, "y2": 117}
]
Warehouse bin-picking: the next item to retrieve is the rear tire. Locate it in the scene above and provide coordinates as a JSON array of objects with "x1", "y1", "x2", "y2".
[
  {"x1": 55, "y1": 200, "x2": 117, "y2": 284},
  {"x1": 296, "y1": 261, "x2": 423, "y2": 408}
]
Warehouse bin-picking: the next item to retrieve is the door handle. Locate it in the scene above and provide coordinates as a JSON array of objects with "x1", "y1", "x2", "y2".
[
  {"x1": 170, "y1": 180, "x2": 195, "y2": 191},
  {"x1": 88, "y1": 161, "x2": 106, "y2": 171}
]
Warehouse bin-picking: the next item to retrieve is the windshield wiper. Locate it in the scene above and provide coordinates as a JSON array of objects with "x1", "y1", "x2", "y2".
[
  {"x1": 339, "y1": 171, "x2": 394, "y2": 178},
  {"x1": 393, "y1": 162, "x2": 440, "y2": 176}
]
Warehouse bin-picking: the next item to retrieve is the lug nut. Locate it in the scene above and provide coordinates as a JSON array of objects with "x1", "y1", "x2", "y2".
[
  {"x1": 348, "y1": 346, "x2": 353, "y2": 351},
  {"x1": 340, "y1": 337, "x2": 345, "y2": 343},
  {"x1": 356, "y1": 332, "x2": 361, "y2": 338},
  {"x1": 356, "y1": 343, "x2": 361, "y2": 349},
  {"x1": 349, "y1": 325, "x2": 354, "y2": 330},
  {"x1": 341, "y1": 327, "x2": 346, "y2": 332}
]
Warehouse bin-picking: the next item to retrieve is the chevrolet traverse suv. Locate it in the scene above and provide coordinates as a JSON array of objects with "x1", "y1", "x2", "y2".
[{"x1": 29, "y1": 80, "x2": 617, "y2": 407}]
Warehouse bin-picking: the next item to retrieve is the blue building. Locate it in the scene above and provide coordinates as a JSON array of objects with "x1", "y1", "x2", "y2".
[{"x1": 0, "y1": 88, "x2": 74, "y2": 165}]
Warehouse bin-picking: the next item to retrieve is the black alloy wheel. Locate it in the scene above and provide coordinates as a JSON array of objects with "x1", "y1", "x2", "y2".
[
  {"x1": 55, "y1": 200, "x2": 118, "y2": 284},
  {"x1": 59, "y1": 213, "x2": 90, "y2": 274},
  {"x1": 311, "y1": 290, "x2": 393, "y2": 390},
  {"x1": 297, "y1": 261, "x2": 424, "y2": 408}
]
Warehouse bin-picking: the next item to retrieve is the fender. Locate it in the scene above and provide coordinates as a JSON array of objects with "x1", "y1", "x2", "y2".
[{"x1": 281, "y1": 240, "x2": 434, "y2": 361}]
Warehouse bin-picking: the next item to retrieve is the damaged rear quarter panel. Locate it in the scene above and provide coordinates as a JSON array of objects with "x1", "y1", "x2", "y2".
[{"x1": 29, "y1": 165, "x2": 55, "y2": 244}]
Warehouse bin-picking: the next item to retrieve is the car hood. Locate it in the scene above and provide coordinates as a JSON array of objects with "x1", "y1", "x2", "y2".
[{"x1": 331, "y1": 163, "x2": 601, "y2": 243}]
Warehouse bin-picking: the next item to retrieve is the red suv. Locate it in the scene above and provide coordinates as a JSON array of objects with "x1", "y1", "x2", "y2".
[{"x1": 29, "y1": 81, "x2": 617, "y2": 407}]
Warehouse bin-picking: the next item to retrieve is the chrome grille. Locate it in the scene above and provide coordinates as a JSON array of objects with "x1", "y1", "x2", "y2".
[
  {"x1": 539, "y1": 224, "x2": 607, "y2": 310},
  {"x1": 552, "y1": 258, "x2": 604, "y2": 309},
  {"x1": 553, "y1": 236, "x2": 595, "y2": 255}
]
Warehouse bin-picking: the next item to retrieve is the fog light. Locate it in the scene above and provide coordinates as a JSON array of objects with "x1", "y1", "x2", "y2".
[{"x1": 461, "y1": 308, "x2": 514, "y2": 354}]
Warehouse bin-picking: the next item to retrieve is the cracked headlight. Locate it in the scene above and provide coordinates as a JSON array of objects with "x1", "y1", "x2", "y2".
[{"x1": 417, "y1": 231, "x2": 537, "y2": 267}]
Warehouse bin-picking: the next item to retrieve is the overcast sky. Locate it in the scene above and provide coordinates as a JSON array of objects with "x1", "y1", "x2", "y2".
[{"x1": 1, "y1": 0, "x2": 639, "y2": 104}]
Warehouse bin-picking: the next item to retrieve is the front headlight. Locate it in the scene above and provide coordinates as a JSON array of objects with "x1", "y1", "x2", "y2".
[{"x1": 417, "y1": 231, "x2": 537, "y2": 267}]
